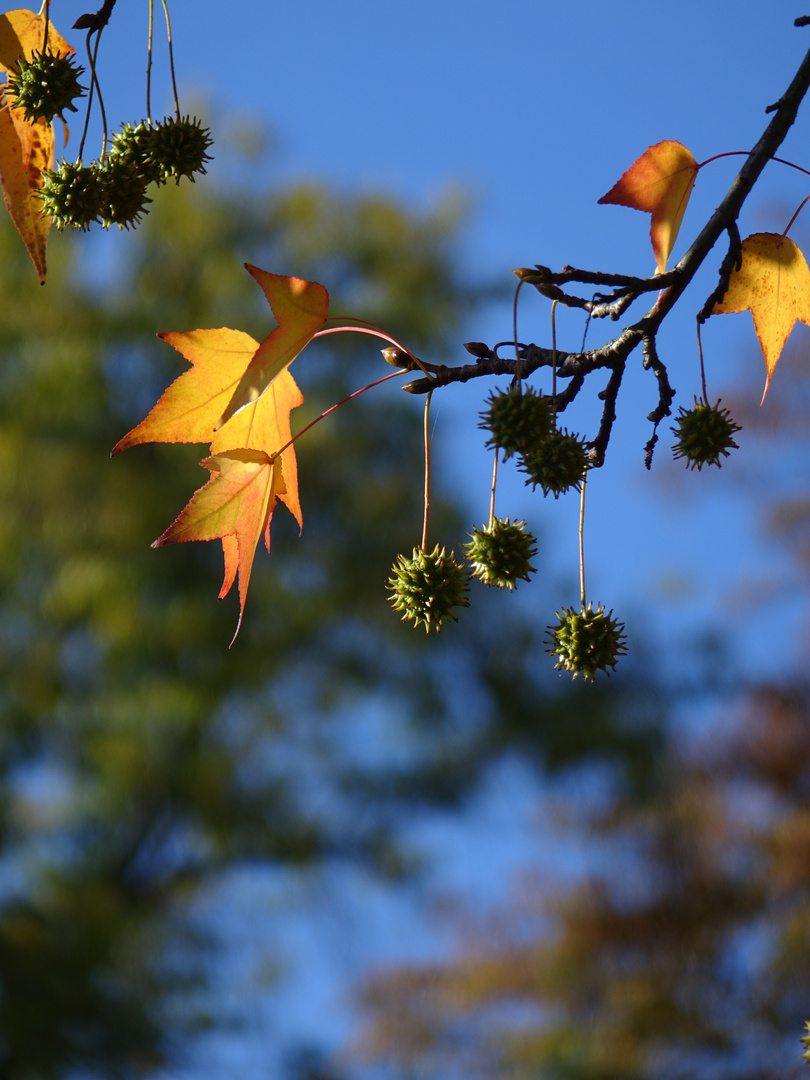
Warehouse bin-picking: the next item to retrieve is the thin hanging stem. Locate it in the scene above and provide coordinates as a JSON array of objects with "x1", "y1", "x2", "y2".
[
  {"x1": 579, "y1": 467, "x2": 587, "y2": 610},
  {"x1": 422, "y1": 389, "x2": 433, "y2": 550},
  {"x1": 698, "y1": 149, "x2": 810, "y2": 180},
  {"x1": 78, "y1": 28, "x2": 106, "y2": 159},
  {"x1": 41, "y1": 0, "x2": 50, "y2": 48},
  {"x1": 696, "y1": 318, "x2": 709, "y2": 403},
  {"x1": 513, "y1": 279, "x2": 524, "y2": 382},
  {"x1": 146, "y1": 0, "x2": 154, "y2": 122},
  {"x1": 488, "y1": 451, "x2": 498, "y2": 526},
  {"x1": 782, "y1": 191, "x2": 810, "y2": 236},
  {"x1": 160, "y1": 0, "x2": 180, "y2": 118},
  {"x1": 268, "y1": 368, "x2": 404, "y2": 462},
  {"x1": 550, "y1": 298, "x2": 559, "y2": 421},
  {"x1": 312, "y1": 323, "x2": 435, "y2": 383}
]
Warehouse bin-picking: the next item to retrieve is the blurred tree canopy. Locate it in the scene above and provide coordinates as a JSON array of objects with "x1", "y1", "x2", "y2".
[
  {"x1": 0, "y1": 169, "x2": 658, "y2": 1079},
  {"x1": 356, "y1": 679, "x2": 810, "y2": 1080}
]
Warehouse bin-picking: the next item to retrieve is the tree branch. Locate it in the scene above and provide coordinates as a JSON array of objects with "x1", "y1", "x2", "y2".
[{"x1": 406, "y1": 32, "x2": 810, "y2": 464}]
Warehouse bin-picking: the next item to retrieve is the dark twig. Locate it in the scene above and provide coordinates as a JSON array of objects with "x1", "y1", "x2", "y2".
[
  {"x1": 642, "y1": 334, "x2": 675, "y2": 424},
  {"x1": 591, "y1": 360, "x2": 626, "y2": 467},
  {"x1": 405, "y1": 36, "x2": 810, "y2": 468},
  {"x1": 74, "y1": 0, "x2": 116, "y2": 32},
  {"x1": 697, "y1": 221, "x2": 743, "y2": 323}
]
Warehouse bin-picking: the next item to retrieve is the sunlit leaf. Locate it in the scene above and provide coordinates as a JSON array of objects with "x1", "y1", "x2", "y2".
[
  {"x1": 0, "y1": 89, "x2": 51, "y2": 281},
  {"x1": 0, "y1": 8, "x2": 74, "y2": 71},
  {"x1": 112, "y1": 326, "x2": 304, "y2": 529},
  {"x1": 217, "y1": 267, "x2": 328, "y2": 428},
  {"x1": 713, "y1": 232, "x2": 810, "y2": 401},
  {"x1": 598, "y1": 140, "x2": 698, "y2": 273},
  {"x1": 0, "y1": 10, "x2": 74, "y2": 281},
  {"x1": 153, "y1": 450, "x2": 287, "y2": 643}
]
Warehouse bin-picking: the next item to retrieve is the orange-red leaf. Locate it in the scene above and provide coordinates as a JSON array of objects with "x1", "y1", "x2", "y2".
[
  {"x1": 598, "y1": 140, "x2": 698, "y2": 273},
  {"x1": 713, "y1": 232, "x2": 810, "y2": 402},
  {"x1": 153, "y1": 450, "x2": 287, "y2": 643},
  {"x1": 217, "y1": 267, "x2": 328, "y2": 428},
  {"x1": 112, "y1": 326, "x2": 304, "y2": 529}
]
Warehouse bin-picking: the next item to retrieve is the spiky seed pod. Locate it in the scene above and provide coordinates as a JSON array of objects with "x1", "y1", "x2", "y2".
[
  {"x1": 387, "y1": 544, "x2": 470, "y2": 632},
  {"x1": 142, "y1": 115, "x2": 213, "y2": 184},
  {"x1": 800, "y1": 1021, "x2": 810, "y2": 1064},
  {"x1": 7, "y1": 49, "x2": 86, "y2": 123},
  {"x1": 520, "y1": 428, "x2": 589, "y2": 498},
  {"x1": 479, "y1": 386, "x2": 553, "y2": 460},
  {"x1": 108, "y1": 121, "x2": 163, "y2": 185},
  {"x1": 464, "y1": 517, "x2": 537, "y2": 590},
  {"x1": 546, "y1": 602, "x2": 628, "y2": 682},
  {"x1": 37, "y1": 161, "x2": 104, "y2": 230},
  {"x1": 671, "y1": 397, "x2": 741, "y2": 470},
  {"x1": 97, "y1": 158, "x2": 151, "y2": 230}
]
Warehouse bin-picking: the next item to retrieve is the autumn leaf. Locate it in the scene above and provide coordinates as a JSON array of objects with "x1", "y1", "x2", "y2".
[
  {"x1": 0, "y1": 10, "x2": 74, "y2": 282},
  {"x1": 0, "y1": 8, "x2": 74, "y2": 71},
  {"x1": 217, "y1": 266, "x2": 328, "y2": 428},
  {"x1": 152, "y1": 450, "x2": 287, "y2": 644},
  {"x1": 713, "y1": 232, "x2": 810, "y2": 402},
  {"x1": 0, "y1": 89, "x2": 51, "y2": 280},
  {"x1": 112, "y1": 314, "x2": 309, "y2": 639},
  {"x1": 598, "y1": 140, "x2": 698, "y2": 273},
  {"x1": 112, "y1": 324, "x2": 304, "y2": 524}
]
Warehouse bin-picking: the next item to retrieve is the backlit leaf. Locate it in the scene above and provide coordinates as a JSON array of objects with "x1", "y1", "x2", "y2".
[
  {"x1": 0, "y1": 8, "x2": 74, "y2": 71},
  {"x1": 111, "y1": 326, "x2": 304, "y2": 529},
  {"x1": 0, "y1": 10, "x2": 74, "y2": 281},
  {"x1": 598, "y1": 140, "x2": 698, "y2": 273},
  {"x1": 152, "y1": 450, "x2": 287, "y2": 644},
  {"x1": 217, "y1": 267, "x2": 328, "y2": 428},
  {"x1": 713, "y1": 232, "x2": 810, "y2": 401},
  {"x1": 0, "y1": 89, "x2": 51, "y2": 281}
]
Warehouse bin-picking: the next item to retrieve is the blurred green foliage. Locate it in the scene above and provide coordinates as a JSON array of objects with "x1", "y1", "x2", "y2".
[{"x1": 0, "y1": 173, "x2": 656, "y2": 1078}]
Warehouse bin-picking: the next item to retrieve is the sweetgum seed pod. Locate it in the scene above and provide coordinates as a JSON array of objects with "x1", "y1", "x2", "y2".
[
  {"x1": 387, "y1": 545, "x2": 470, "y2": 632},
  {"x1": 480, "y1": 386, "x2": 553, "y2": 460},
  {"x1": 671, "y1": 397, "x2": 741, "y2": 470},
  {"x1": 520, "y1": 428, "x2": 589, "y2": 498},
  {"x1": 545, "y1": 602, "x2": 628, "y2": 682},
  {"x1": 464, "y1": 518, "x2": 537, "y2": 590}
]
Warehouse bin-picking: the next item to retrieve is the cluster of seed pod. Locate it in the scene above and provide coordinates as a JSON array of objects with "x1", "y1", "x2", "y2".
[
  {"x1": 480, "y1": 386, "x2": 589, "y2": 498},
  {"x1": 387, "y1": 517, "x2": 538, "y2": 634},
  {"x1": 38, "y1": 115, "x2": 213, "y2": 231}
]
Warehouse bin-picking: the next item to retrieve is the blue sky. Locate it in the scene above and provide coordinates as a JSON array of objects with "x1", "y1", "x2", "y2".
[
  {"x1": 54, "y1": 3, "x2": 810, "y2": 1072},
  {"x1": 76, "y1": 0, "x2": 810, "y2": 677}
]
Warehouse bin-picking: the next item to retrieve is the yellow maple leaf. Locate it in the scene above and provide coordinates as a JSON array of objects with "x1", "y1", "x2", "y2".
[{"x1": 713, "y1": 232, "x2": 810, "y2": 402}]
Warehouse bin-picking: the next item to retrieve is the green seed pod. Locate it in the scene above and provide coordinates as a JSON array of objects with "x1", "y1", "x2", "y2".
[
  {"x1": 97, "y1": 158, "x2": 151, "y2": 230},
  {"x1": 800, "y1": 1021, "x2": 810, "y2": 1064},
  {"x1": 7, "y1": 49, "x2": 86, "y2": 123},
  {"x1": 108, "y1": 121, "x2": 163, "y2": 185},
  {"x1": 479, "y1": 386, "x2": 553, "y2": 460},
  {"x1": 520, "y1": 428, "x2": 588, "y2": 498},
  {"x1": 387, "y1": 544, "x2": 470, "y2": 632},
  {"x1": 464, "y1": 517, "x2": 537, "y2": 590},
  {"x1": 671, "y1": 397, "x2": 741, "y2": 470},
  {"x1": 545, "y1": 602, "x2": 628, "y2": 682},
  {"x1": 142, "y1": 115, "x2": 213, "y2": 184},
  {"x1": 37, "y1": 160, "x2": 104, "y2": 230}
]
